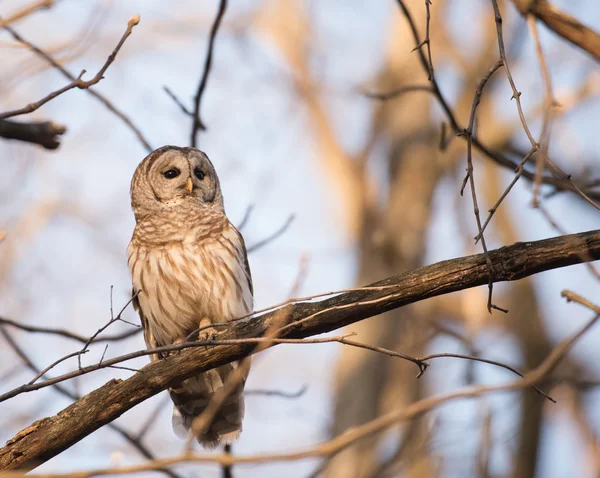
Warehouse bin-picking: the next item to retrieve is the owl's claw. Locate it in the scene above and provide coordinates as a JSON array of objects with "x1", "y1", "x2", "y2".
[
  {"x1": 166, "y1": 337, "x2": 186, "y2": 357},
  {"x1": 198, "y1": 329, "x2": 217, "y2": 343},
  {"x1": 198, "y1": 318, "x2": 217, "y2": 344}
]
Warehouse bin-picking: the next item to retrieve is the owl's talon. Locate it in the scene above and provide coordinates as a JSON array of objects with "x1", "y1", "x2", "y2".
[{"x1": 166, "y1": 337, "x2": 186, "y2": 357}]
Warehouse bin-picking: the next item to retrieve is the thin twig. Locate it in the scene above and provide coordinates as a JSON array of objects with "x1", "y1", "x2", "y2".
[
  {"x1": 13, "y1": 293, "x2": 598, "y2": 476},
  {"x1": 245, "y1": 385, "x2": 308, "y2": 399},
  {"x1": 0, "y1": 316, "x2": 140, "y2": 344},
  {"x1": 461, "y1": 59, "x2": 506, "y2": 313},
  {"x1": 163, "y1": 86, "x2": 193, "y2": 116},
  {"x1": 237, "y1": 205, "x2": 254, "y2": 231},
  {"x1": 376, "y1": 1, "x2": 600, "y2": 204},
  {"x1": 528, "y1": 16, "x2": 554, "y2": 206},
  {"x1": 0, "y1": 327, "x2": 183, "y2": 478},
  {"x1": 0, "y1": 334, "x2": 357, "y2": 403},
  {"x1": 77, "y1": 291, "x2": 140, "y2": 369},
  {"x1": 490, "y1": 0, "x2": 600, "y2": 211},
  {"x1": 246, "y1": 214, "x2": 295, "y2": 253},
  {"x1": 475, "y1": 147, "x2": 535, "y2": 242},
  {"x1": 190, "y1": 0, "x2": 228, "y2": 146},
  {"x1": 3, "y1": 231, "x2": 600, "y2": 469},
  {"x1": 1, "y1": 16, "x2": 139, "y2": 118},
  {"x1": 1, "y1": 17, "x2": 152, "y2": 151},
  {"x1": 362, "y1": 85, "x2": 432, "y2": 100},
  {"x1": 0, "y1": 0, "x2": 54, "y2": 28}
]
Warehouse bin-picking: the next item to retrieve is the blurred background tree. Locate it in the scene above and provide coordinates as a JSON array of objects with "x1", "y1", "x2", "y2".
[{"x1": 1, "y1": 1, "x2": 600, "y2": 477}]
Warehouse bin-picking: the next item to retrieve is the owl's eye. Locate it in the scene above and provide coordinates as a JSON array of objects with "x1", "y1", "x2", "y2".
[
  {"x1": 163, "y1": 168, "x2": 180, "y2": 179},
  {"x1": 194, "y1": 168, "x2": 205, "y2": 181}
]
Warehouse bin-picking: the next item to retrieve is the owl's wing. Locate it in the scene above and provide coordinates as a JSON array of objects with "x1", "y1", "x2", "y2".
[
  {"x1": 233, "y1": 225, "x2": 254, "y2": 298},
  {"x1": 132, "y1": 288, "x2": 162, "y2": 362}
]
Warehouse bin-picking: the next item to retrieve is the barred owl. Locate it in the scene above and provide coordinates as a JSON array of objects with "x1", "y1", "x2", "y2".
[{"x1": 127, "y1": 145, "x2": 253, "y2": 448}]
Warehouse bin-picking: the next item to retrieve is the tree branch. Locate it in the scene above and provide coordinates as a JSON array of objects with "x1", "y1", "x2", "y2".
[
  {"x1": 0, "y1": 119, "x2": 65, "y2": 149},
  {"x1": 190, "y1": 0, "x2": 227, "y2": 146},
  {"x1": 2, "y1": 229, "x2": 600, "y2": 471},
  {"x1": 511, "y1": 0, "x2": 600, "y2": 62}
]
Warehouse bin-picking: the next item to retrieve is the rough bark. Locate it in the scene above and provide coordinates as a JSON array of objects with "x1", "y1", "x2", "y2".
[{"x1": 1, "y1": 229, "x2": 600, "y2": 471}]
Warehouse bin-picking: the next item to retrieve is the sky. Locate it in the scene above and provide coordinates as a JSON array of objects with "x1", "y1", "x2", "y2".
[{"x1": 1, "y1": 0, "x2": 600, "y2": 477}]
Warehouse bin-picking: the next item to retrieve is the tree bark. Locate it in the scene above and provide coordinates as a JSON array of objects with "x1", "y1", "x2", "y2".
[
  {"x1": 510, "y1": 0, "x2": 600, "y2": 62},
  {"x1": 1, "y1": 229, "x2": 600, "y2": 471}
]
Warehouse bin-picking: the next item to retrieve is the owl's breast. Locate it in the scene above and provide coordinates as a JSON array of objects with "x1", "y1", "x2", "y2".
[{"x1": 128, "y1": 233, "x2": 252, "y2": 346}]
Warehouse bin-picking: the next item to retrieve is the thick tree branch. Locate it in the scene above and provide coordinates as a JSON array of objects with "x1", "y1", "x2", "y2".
[
  {"x1": 2, "y1": 229, "x2": 600, "y2": 471},
  {"x1": 511, "y1": 0, "x2": 600, "y2": 62},
  {"x1": 0, "y1": 119, "x2": 65, "y2": 149}
]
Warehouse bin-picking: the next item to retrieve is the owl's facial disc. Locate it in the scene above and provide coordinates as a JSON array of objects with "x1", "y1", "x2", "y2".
[
  {"x1": 131, "y1": 146, "x2": 224, "y2": 219},
  {"x1": 147, "y1": 148, "x2": 220, "y2": 207}
]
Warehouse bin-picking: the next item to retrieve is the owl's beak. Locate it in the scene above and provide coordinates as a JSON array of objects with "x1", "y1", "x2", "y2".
[{"x1": 185, "y1": 177, "x2": 194, "y2": 193}]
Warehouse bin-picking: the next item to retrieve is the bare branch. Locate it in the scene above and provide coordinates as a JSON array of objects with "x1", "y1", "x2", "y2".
[
  {"x1": 1, "y1": 229, "x2": 600, "y2": 471},
  {"x1": 0, "y1": 0, "x2": 54, "y2": 28},
  {"x1": 377, "y1": 1, "x2": 600, "y2": 204},
  {"x1": 0, "y1": 316, "x2": 140, "y2": 344},
  {"x1": 8, "y1": 288, "x2": 598, "y2": 476},
  {"x1": 461, "y1": 58, "x2": 505, "y2": 313},
  {"x1": 0, "y1": 119, "x2": 65, "y2": 149},
  {"x1": 1, "y1": 16, "x2": 152, "y2": 152},
  {"x1": 190, "y1": 0, "x2": 228, "y2": 146},
  {"x1": 510, "y1": 0, "x2": 600, "y2": 62},
  {"x1": 246, "y1": 214, "x2": 295, "y2": 253},
  {"x1": 0, "y1": 327, "x2": 183, "y2": 478},
  {"x1": 163, "y1": 86, "x2": 193, "y2": 116},
  {"x1": 1, "y1": 16, "x2": 140, "y2": 119}
]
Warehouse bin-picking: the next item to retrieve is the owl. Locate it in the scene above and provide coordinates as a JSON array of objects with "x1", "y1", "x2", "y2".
[{"x1": 127, "y1": 145, "x2": 253, "y2": 448}]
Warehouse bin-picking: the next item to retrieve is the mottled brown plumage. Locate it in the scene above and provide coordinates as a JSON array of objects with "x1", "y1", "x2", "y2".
[{"x1": 127, "y1": 146, "x2": 253, "y2": 447}]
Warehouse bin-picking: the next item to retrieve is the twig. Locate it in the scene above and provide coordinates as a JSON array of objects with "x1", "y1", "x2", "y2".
[
  {"x1": 0, "y1": 0, "x2": 54, "y2": 28},
  {"x1": 246, "y1": 214, "x2": 295, "y2": 253},
  {"x1": 528, "y1": 16, "x2": 555, "y2": 206},
  {"x1": 236, "y1": 205, "x2": 254, "y2": 231},
  {"x1": 0, "y1": 327, "x2": 183, "y2": 478},
  {"x1": 222, "y1": 444, "x2": 233, "y2": 478},
  {"x1": 362, "y1": 85, "x2": 431, "y2": 100},
  {"x1": 1, "y1": 17, "x2": 152, "y2": 151},
  {"x1": 490, "y1": 0, "x2": 600, "y2": 211},
  {"x1": 416, "y1": 353, "x2": 553, "y2": 401},
  {"x1": 475, "y1": 147, "x2": 535, "y2": 242},
  {"x1": 2, "y1": 230, "x2": 600, "y2": 469},
  {"x1": 163, "y1": 86, "x2": 192, "y2": 116},
  {"x1": 415, "y1": 0, "x2": 434, "y2": 81},
  {"x1": 374, "y1": 1, "x2": 600, "y2": 204},
  {"x1": 1, "y1": 16, "x2": 139, "y2": 119},
  {"x1": 77, "y1": 291, "x2": 140, "y2": 369},
  {"x1": 190, "y1": 0, "x2": 228, "y2": 146},
  {"x1": 0, "y1": 335, "x2": 357, "y2": 403},
  {"x1": 28, "y1": 351, "x2": 83, "y2": 385},
  {"x1": 319, "y1": 335, "x2": 552, "y2": 400},
  {"x1": 245, "y1": 385, "x2": 308, "y2": 399},
  {"x1": 510, "y1": 0, "x2": 600, "y2": 62},
  {"x1": 0, "y1": 316, "x2": 140, "y2": 344},
  {"x1": 460, "y1": 58, "x2": 505, "y2": 313},
  {"x1": 11, "y1": 291, "x2": 598, "y2": 476},
  {"x1": 136, "y1": 395, "x2": 171, "y2": 441}
]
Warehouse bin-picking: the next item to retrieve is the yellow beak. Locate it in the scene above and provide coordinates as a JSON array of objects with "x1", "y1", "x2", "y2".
[{"x1": 185, "y1": 177, "x2": 194, "y2": 193}]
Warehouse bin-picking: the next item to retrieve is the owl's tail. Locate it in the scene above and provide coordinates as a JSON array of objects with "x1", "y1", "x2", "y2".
[{"x1": 169, "y1": 361, "x2": 247, "y2": 449}]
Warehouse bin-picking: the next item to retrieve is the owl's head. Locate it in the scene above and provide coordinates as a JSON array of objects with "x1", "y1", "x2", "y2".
[{"x1": 130, "y1": 146, "x2": 224, "y2": 219}]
